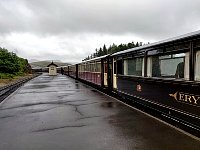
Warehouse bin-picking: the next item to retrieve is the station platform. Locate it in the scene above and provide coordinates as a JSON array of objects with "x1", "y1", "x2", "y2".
[{"x1": 0, "y1": 73, "x2": 199, "y2": 150}]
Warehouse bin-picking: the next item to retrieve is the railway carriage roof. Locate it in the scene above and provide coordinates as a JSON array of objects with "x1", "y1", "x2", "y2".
[
  {"x1": 81, "y1": 54, "x2": 110, "y2": 63},
  {"x1": 68, "y1": 55, "x2": 109, "y2": 66},
  {"x1": 112, "y1": 30, "x2": 200, "y2": 56}
]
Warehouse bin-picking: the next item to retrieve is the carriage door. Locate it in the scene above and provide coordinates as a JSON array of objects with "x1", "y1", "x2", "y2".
[
  {"x1": 113, "y1": 58, "x2": 117, "y2": 89},
  {"x1": 104, "y1": 61, "x2": 108, "y2": 87}
]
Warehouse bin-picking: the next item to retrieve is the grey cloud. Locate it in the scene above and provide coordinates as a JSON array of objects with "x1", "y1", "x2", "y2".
[
  {"x1": 1, "y1": 0, "x2": 200, "y2": 63},
  {"x1": 0, "y1": 0, "x2": 200, "y2": 39}
]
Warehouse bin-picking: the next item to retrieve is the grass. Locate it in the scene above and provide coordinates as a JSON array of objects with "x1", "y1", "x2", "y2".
[
  {"x1": 0, "y1": 73, "x2": 15, "y2": 79},
  {"x1": 0, "y1": 73, "x2": 32, "y2": 87}
]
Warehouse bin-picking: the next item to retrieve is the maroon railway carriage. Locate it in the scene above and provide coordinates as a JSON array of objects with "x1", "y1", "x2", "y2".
[
  {"x1": 66, "y1": 31, "x2": 200, "y2": 137},
  {"x1": 68, "y1": 64, "x2": 76, "y2": 78},
  {"x1": 78, "y1": 55, "x2": 109, "y2": 86},
  {"x1": 111, "y1": 31, "x2": 200, "y2": 136}
]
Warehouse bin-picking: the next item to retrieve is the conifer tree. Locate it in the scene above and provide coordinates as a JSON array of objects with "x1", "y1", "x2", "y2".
[{"x1": 103, "y1": 44, "x2": 107, "y2": 55}]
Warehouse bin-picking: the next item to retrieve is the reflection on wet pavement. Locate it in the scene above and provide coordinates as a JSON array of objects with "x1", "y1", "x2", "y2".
[
  {"x1": 0, "y1": 73, "x2": 199, "y2": 150},
  {"x1": 101, "y1": 101, "x2": 121, "y2": 108}
]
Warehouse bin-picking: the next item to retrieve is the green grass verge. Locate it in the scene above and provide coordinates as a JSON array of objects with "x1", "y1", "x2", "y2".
[{"x1": 0, "y1": 72, "x2": 26, "y2": 79}]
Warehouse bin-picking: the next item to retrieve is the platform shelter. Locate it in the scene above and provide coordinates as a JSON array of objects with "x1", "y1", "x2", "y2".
[{"x1": 47, "y1": 62, "x2": 58, "y2": 76}]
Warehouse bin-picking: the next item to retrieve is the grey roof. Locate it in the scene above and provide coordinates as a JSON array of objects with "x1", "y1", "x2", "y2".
[
  {"x1": 112, "y1": 30, "x2": 200, "y2": 56},
  {"x1": 47, "y1": 61, "x2": 58, "y2": 67}
]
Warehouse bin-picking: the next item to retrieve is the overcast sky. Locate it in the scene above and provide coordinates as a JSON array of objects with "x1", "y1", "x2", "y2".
[{"x1": 0, "y1": 0, "x2": 200, "y2": 63}]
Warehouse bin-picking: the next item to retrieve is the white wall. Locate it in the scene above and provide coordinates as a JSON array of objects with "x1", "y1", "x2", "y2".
[
  {"x1": 49, "y1": 65, "x2": 57, "y2": 76},
  {"x1": 184, "y1": 52, "x2": 189, "y2": 80},
  {"x1": 147, "y1": 57, "x2": 152, "y2": 77}
]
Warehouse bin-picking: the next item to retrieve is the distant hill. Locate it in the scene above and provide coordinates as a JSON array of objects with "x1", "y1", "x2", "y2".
[{"x1": 30, "y1": 61, "x2": 71, "y2": 68}]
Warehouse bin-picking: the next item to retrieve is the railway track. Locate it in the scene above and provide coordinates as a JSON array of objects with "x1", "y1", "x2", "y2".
[{"x1": 0, "y1": 73, "x2": 41, "y2": 103}]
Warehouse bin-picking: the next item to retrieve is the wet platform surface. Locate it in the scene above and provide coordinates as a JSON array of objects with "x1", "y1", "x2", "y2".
[{"x1": 0, "y1": 73, "x2": 199, "y2": 150}]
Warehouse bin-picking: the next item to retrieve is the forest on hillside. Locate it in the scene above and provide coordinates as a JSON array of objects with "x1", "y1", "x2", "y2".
[
  {"x1": 83, "y1": 41, "x2": 149, "y2": 61},
  {"x1": 0, "y1": 47, "x2": 31, "y2": 79}
]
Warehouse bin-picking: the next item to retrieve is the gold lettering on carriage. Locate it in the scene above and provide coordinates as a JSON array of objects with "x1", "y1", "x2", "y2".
[{"x1": 169, "y1": 92, "x2": 200, "y2": 105}]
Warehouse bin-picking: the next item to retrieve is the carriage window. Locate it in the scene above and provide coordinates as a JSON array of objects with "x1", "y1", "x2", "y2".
[
  {"x1": 195, "y1": 51, "x2": 200, "y2": 81},
  {"x1": 117, "y1": 59, "x2": 123, "y2": 74},
  {"x1": 73, "y1": 66, "x2": 75, "y2": 72},
  {"x1": 89, "y1": 64, "x2": 91, "y2": 72},
  {"x1": 91, "y1": 64, "x2": 94, "y2": 72},
  {"x1": 86, "y1": 64, "x2": 89, "y2": 72},
  {"x1": 123, "y1": 58, "x2": 143, "y2": 76},
  {"x1": 82, "y1": 65, "x2": 84, "y2": 72},
  {"x1": 93, "y1": 63, "x2": 96, "y2": 72},
  {"x1": 152, "y1": 53, "x2": 185, "y2": 78},
  {"x1": 85, "y1": 64, "x2": 87, "y2": 71},
  {"x1": 96, "y1": 63, "x2": 101, "y2": 72}
]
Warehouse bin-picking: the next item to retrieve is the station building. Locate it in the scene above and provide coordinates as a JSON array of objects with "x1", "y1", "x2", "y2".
[{"x1": 47, "y1": 62, "x2": 58, "y2": 76}]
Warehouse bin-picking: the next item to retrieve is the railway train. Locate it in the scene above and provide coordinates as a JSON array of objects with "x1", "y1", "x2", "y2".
[{"x1": 65, "y1": 31, "x2": 200, "y2": 136}]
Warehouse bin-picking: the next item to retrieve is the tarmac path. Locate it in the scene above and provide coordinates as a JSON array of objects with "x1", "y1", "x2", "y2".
[{"x1": 0, "y1": 73, "x2": 199, "y2": 150}]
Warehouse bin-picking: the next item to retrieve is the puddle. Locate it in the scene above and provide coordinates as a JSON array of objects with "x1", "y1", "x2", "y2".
[
  {"x1": 26, "y1": 84, "x2": 50, "y2": 89},
  {"x1": 101, "y1": 102, "x2": 118, "y2": 108}
]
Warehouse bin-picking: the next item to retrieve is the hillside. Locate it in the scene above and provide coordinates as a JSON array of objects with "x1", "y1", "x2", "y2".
[{"x1": 30, "y1": 61, "x2": 71, "y2": 68}]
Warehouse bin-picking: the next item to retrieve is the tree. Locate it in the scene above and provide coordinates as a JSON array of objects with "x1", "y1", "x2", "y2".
[
  {"x1": 0, "y1": 47, "x2": 30, "y2": 76},
  {"x1": 127, "y1": 42, "x2": 135, "y2": 49},
  {"x1": 102, "y1": 44, "x2": 107, "y2": 55},
  {"x1": 83, "y1": 40, "x2": 147, "y2": 61},
  {"x1": 97, "y1": 47, "x2": 103, "y2": 57},
  {"x1": 107, "y1": 45, "x2": 112, "y2": 54},
  {"x1": 135, "y1": 42, "x2": 139, "y2": 47},
  {"x1": 110, "y1": 43, "x2": 118, "y2": 53}
]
